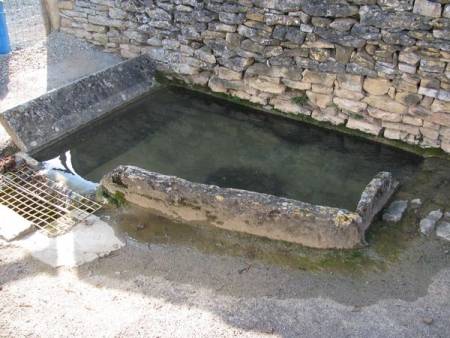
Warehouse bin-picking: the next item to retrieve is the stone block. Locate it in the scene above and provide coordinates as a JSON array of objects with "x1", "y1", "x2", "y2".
[
  {"x1": 367, "y1": 106, "x2": 403, "y2": 122},
  {"x1": 363, "y1": 78, "x2": 391, "y2": 96},
  {"x1": 281, "y1": 79, "x2": 311, "y2": 90},
  {"x1": 420, "y1": 127, "x2": 440, "y2": 139},
  {"x1": 109, "y1": 8, "x2": 128, "y2": 20},
  {"x1": 395, "y1": 92, "x2": 423, "y2": 107},
  {"x1": 363, "y1": 95, "x2": 408, "y2": 114},
  {"x1": 272, "y1": 99, "x2": 311, "y2": 116},
  {"x1": 382, "y1": 121, "x2": 420, "y2": 135},
  {"x1": 241, "y1": 39, "x2": 265, "y2": 53},
  {"x1": 248, "y1": 78, "x2": 286, "y2": 94},
  {"x1": 409, "y1": 105, "x2": 433, "y2": 118},
  {"x1": 431, "y1": 99, "x2": 450, "y2": 112},
  {"x1": 264, "y1": 46, "x2": 284, "y2": 57},
  {"x1": 346, "y1": 118, "x2": 382, "y2": 135},
  {"x1": 335, "y1": 45, "x2": 353, "y2": 65},
  {"x1": 306, "y1": 91, "x2": 333, "y2": 108},
  {"x1": 218, "y1": 67, "x2": 242, "y2": 81},
  {"x1": 413, "y1": 0, "x2": 442, "y2": 18},
  {"x1": 309, "y1": 48, "x2": 330, "y2": 62},
  {"x1": 423, "y1": 121, "x2": 440, "y2": 130},
  {"x1": 246, "y1": 8, "x2": 265, "y2": 22},
  {"x1": 427, "y1": 112, "x2": 450, "y2": 127},
  {"x1": 420, "y1": 60, "x2": 446, "y2": 73},
  {"x1": 229, "y1": 90, "x2": 251, "y2": 101},
  {"x1": 244, "y1": 20, "x2": 273, "y2": 32},
  {"x1": 333, "y1": 97, "x2": 367, "y2": 113},
  {"x1": 264, "y1": 14, "x2": 301, "y2": 26},
  {"x1": 336, "y1": 74, "x2": 364, "y2": 92},
  {"x1": 244, "y1": 64, "x2": 302, "y2": 81},
  {"x1": 334, "y1": 89, "x2": 365, "y2": 100},
  {"x1": 402, "y1": 115, "x2": 423, "y2": 126},
  {"x1": 312, "y1": 110, "x2": 346, "y2": 125},
  {"x1": 442, "y1": 141, "x2": 450, "y2": 153},
  {"x1": 302, "y1": 70, "x2": 336, "y2": 87},
  {"x1": 330, "y1": 18, "x2": 357, "y2": 31},
  {"x1": 384, "y1": 129, "x2": 402, "y2": 140},
  {"x1": 312, "y1": 84, "x2": 333, "y2": 95},
  {"x1": 418, "y1": 86, "x2": 439, "y2": 98},
  {"x1": 219, "y1": 12, "x2": 246, "y2": 25},
  {"x1": 398, "y1": 63, "x2": 417, "y2": 74},
  {"x1": 398, "y1": 52, "x2": 421, "y2": 66}
]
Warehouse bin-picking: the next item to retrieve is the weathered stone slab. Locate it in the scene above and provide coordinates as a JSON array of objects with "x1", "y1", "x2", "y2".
[
  {"x1": 0, "y1": 55, "x2": 159, "y2": 153},
  {"x1": 100, "y1": 166, "x2": 397, "y2": 249},
  {"x1": 437, "y1": 222, "x2": 450, "y2": 242},
  {"x1": 0, "y1": 205, "x2": 35, "y2": 241},
  {"x1": 356, "y1": 172, "x2": 398, "y2": 230}
]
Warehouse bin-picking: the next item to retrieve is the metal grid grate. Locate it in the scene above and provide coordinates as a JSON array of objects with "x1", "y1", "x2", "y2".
[{"x1": 0, "y1": 165, "x2": 101, "y2": 237}]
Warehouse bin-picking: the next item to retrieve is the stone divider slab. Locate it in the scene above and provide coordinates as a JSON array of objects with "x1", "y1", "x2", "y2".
[
  {"x1": 0, "y1": 55, "x2": 159, "y2": 153},
  {"x1": 101, "y1": 165, "x2": 397, "y2": 249}
]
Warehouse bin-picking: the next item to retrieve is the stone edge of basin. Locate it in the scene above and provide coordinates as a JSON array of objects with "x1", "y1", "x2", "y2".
[
  {"x1": 100, "y1": 165, "x2": 397, "y2": 249},
  {"x1": 0, "y1": 54, "x2": 159, "y2": 154}
]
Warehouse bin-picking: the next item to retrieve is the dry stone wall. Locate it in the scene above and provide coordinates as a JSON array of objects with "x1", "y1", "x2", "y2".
[{"x1": 57, "y1": 0, "x2": 450, "y2": 153}]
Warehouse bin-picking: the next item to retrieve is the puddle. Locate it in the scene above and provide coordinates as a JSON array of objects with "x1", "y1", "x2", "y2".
[{"x1": 35, "y1": 86, "x2": 421, "y2": 211}]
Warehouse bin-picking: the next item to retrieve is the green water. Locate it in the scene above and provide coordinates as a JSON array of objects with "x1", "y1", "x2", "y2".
[{"x1": 36, "y1": 86, "x2": 421, "y2": 211}]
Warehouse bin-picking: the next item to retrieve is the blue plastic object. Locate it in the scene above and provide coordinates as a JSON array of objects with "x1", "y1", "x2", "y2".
[{"x1": 0, "y1": 0, "x2": 11, "y2": 54}]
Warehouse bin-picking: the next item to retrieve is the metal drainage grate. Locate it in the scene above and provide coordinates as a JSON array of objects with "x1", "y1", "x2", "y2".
[{"x1": 0, "y1": 165, "x2": 101, "y2": 237}]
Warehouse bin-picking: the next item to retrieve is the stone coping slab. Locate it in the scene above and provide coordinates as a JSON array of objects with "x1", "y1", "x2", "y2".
[
  {"x1": 101, "y1": 166, "x2": 397, "y2": 249},
  {"x1": 0, "y1": 55, "x2": 159, "y2": 154}
]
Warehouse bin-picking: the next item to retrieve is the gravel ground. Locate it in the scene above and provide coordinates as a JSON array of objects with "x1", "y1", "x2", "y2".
[{"x1": 1, "y1": 32, "x2": 450, "y2": 338}]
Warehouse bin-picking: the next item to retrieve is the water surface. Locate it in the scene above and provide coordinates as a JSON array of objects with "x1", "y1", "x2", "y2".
[{"x1": 36, "y1": 86, "x2": 422, "y2": 210}]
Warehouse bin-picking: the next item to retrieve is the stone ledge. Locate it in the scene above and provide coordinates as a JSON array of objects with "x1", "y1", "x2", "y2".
[
  {"x1": 100, "y1": 165, "x2": 397, "y2": 249},
  {"x1": 0, "y1": 55, "x2": 159, "y2": 154}
]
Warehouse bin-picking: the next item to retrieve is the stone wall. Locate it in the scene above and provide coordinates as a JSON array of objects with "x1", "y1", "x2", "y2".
[{"x1": 57, "y1": 0, "x2": 450, "y2": 153}]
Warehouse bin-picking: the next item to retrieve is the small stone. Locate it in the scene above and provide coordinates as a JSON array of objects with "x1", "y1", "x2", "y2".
[
  {"x1": 382, "y1": 200, "x2": 408, "y2": 223},
  {"x1": 411, "y1": 199, "x2": 422, "y2": 205},
  {"x1": 422, "y1": 318, "x2": 433, "y2": 325},
  {"x1": 346, "y1": 119, "x2": 382, "y2": 136},
  {"x1": 363, "y1": 78, "x2": 391, "y2": 96},
  {"x1": 436, "y1": 222, "x2": 450, "y2": 242},
  {"x1": 420, "y1": 210, "x2": 443, "y2": 236},
  {"x1": 420, "y1": 219, "x2": 435, "y2": 235}
]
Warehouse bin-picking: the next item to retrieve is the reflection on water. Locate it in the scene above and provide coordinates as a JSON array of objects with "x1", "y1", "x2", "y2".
[{"x1": 36, "y1": 86, "x2": 422, "y2": 210}]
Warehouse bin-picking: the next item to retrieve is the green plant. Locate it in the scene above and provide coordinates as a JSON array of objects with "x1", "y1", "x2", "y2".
[
  {"x1": 291, "y1": 95, "x2": 309, "y2": 107},
  {"x1": 350, "y1": 113, "x2": 364, "y2": 120}
]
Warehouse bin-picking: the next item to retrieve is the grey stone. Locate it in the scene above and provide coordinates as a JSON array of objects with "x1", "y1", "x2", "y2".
[
  {"x1": 420, "y1": 210, "x2": 444, "y2": 236},
  {"x1": 420, "y1": 218, "x2": 436, "y2": 235},
  {"x1": 382, "y1": 200, "x2": 408, "y2": 223},
  {"x1": 206, "y1": 2, "x2": 248, "y2": 14},
  {"x1": 217, "y1": 56, "x2": 254, "y2": 72},
  {"x1": 311, "y1": 17, "x2": 332, "y2": 28},
  {"x1": 357, "y1": 172, "x2": 398, "y2": 230},
  {"x1": 195, "y1": 10, "x2": 218, "y2": 23},
  {"x1": 315, "y1": 28, "x2": 366, "y2": 48},
  {"x1": 204, "y1": 39, "x2": 236, "y2": 58},
  {"x1": 360, "y1": 5, "x2": 432, "y2": 30},
  {"x1": 264, "y1": 14, "x2": 301, "y2": 26},
  {"x1": 411, "y1": 198, "x2": 422, "y2": 205},
  {"x1": 382, "y1": 31, "x2": 416, "y2": 47},
  {"x1": 330, "y1": 18, "x2": 357, "y2": 31},
  {"x1": 351, "y1": 24, "x2": 381, "y2": 40},
  {"x1": 285, "y1": 27, "x2": 306, "y2": 44},
  {"x1": 302, "y1": 0, "x2": 359, "y2": 17},
  {"x1": 346, "y1": 63, "x2": 378, "y2": 77},
  {"x1": 436, "y1": 222, "x2": 450, "y2": 242},
  {"x1": 272, "y1": 25, "x2": 287, "y2": 40},
  {"x1": 219, "y1": 12, "x2": 246, "y2": 25},
  {"x1": 100, "y1": 166, "x2": 368, "y2": 249}
]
